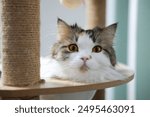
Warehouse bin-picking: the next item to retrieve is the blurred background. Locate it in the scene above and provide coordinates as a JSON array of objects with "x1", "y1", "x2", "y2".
[{"x1": 40, "y1": 0, "x2": 150, "y2": 100}]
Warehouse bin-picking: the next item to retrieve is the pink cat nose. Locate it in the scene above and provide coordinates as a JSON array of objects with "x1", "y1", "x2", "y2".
[{"x1": 80, "y1": 56, "x2": 91, "y2": 62}]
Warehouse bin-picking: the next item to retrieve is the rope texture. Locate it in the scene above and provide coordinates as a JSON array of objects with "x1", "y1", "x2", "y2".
[
  {"x1": 86, "y1": 0, "x2": 105, "y2": 28},
  {"x1": 1, "y1": 0, "x2": 40, "y2": 86}
]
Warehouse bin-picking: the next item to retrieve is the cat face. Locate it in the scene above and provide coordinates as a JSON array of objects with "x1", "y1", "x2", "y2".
[{"x1": 51, "y1": 18, "x2": 117, "y2": 72}]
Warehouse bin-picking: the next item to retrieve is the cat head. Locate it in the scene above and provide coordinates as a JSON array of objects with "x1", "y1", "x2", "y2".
[{"x1": 51, "y1": 18, "x2": 117, "y2": 72}]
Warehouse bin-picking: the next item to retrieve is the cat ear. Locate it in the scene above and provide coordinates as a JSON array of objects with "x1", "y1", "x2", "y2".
[
  {"x1": 57, "y1": 18, "x2": 72, "y2": 40},
  {"x1": 97, "y1": 23, "x2": 117, "y2": 48}
]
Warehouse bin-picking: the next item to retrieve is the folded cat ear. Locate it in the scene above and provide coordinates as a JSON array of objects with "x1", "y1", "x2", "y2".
[
  {"x1": 95, "y1": 23, "x2": 117, "y2": 48},
  {"x1": 57, "y1": 18, "x2": 72, "y2": 40}
]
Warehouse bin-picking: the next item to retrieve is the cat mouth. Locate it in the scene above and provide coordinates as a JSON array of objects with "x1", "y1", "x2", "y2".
[{"x1": 80, "y1": 64, "x2": 89, "y2": 72}]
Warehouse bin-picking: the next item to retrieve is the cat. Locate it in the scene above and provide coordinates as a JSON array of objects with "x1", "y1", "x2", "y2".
[
  {"x1": 40, "y1": 18, "x2": 125, "y2": 100},
  {"x1": 41, "y1": 18, "x2": 125, "y2": 83}
]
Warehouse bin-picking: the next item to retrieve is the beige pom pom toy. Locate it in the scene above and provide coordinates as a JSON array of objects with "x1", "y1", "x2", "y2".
[{"x1": 59, "y1": 0, "x2": 83, "y2": 9}]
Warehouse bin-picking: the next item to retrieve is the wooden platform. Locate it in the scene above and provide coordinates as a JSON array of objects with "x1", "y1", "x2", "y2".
[{"x1": 0, "y1": 64, "x2": 134, "y2": 98}]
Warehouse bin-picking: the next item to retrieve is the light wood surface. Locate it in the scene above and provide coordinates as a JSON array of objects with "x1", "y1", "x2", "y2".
[
  {"x1": 0, "y1": 64, "x2": 134, "y2": 98},
  {"x1": 86, "y1": 0, "x2": 106, "y2": 99}
]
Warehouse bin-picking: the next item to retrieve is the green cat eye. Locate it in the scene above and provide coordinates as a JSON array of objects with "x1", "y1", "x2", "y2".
[
  {"x1": 92, "y1": 45, "x2": 102, "y2": 53},
  {"x1": 68, "y1": 44, "x2": 78, "y2": 52}
]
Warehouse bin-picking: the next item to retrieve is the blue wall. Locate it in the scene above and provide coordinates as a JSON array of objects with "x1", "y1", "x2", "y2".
[
  {"x1": 136, "y1": 0, "x2": 150, "y2": 99},
  {"x1": 114, "y1": 0, "x2": 128, "y2": 100},
  {"x1": 114, "y1": 0, "x2": 150, "y2": 100}
]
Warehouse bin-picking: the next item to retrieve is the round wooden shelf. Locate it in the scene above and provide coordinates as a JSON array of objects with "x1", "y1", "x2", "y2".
[{"x1": 0, "y1": 64, "x2": 134, "y2": 98}]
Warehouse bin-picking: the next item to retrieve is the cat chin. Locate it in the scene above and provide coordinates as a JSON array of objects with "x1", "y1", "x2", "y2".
[
  {"x1": 61, "y1": 63, "x2": 100, "y2": 73},
  {"x1": 56, "y1": 66, "x2": 106, "y2": 83},
  {"x1": 62, "y1": 60, "x2": 101, "y2": 70}
]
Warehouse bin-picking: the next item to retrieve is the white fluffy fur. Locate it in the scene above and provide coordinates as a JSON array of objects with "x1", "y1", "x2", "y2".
[{"x1": 41, "y1": 34, "x2": 125, "y2": 83}]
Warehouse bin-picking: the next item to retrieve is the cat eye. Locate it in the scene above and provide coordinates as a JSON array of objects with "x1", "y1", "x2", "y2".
[
  {"x1": 68, "y1": 44, "x2": 78, "y2": 52},
  {"x1": 92, "y1": 45, "x2": 102, "y2": 53}
]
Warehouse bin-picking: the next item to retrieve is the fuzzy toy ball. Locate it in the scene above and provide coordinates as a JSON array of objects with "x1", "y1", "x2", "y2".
[{"x1": 59, "y1": 0, "x2": 83, "y2": 9}]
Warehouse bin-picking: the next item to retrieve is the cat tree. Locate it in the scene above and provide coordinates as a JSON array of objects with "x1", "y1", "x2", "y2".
[{"x1": 0, "y1": 0, "x2": 134, "y2": 99}]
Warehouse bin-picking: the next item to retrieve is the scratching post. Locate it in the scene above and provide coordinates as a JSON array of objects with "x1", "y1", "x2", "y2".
[
  {"x1": 85, "y1": 0, "x2": 106, "y2": 100},
  {"x1": 86, "y1": 0, "x2": 105, "y2": 28},
  {"x1": 1, "y1": 0, "x2": 40, "y2": 87}
]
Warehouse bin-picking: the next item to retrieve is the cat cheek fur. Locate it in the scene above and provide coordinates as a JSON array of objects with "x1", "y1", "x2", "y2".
[
  {"x1": 64, "y1": 53, "x2": 85, "y2": 69},
  {"x1": 86, "y1": 60, "x2": 100, "y2": 70},
  {"x1": 93, "y1": 51, "x2": 111, "y2": 67}
]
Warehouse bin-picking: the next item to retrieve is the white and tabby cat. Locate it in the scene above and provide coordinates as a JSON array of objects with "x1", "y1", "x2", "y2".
[
  {"x1": 41, "y1": 18, "x2": 124, "y2": 82},
  {"x1": 40, "y1": 19, "x2": 125, "y2": 99}
]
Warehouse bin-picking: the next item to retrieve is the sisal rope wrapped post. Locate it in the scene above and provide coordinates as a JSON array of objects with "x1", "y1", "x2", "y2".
[
  {"x1": 85, "y1": 0, "x2": 105, "y2": 28},
  {"x1": 1, "y1": 0, "x2": 40, "y2": 87},
  {"x1": 85, "y1": 0, "x2": 106, "y2": 100}
]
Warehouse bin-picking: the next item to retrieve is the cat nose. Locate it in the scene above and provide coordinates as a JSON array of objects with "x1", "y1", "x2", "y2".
[{"x1": 80, "y1": 56, "x2": 91, "y2": 62}]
